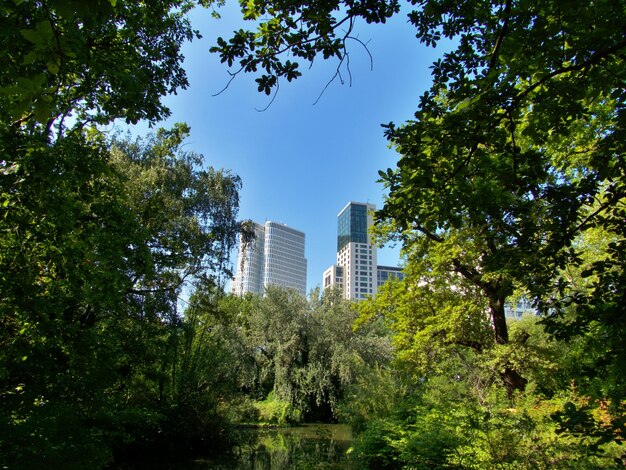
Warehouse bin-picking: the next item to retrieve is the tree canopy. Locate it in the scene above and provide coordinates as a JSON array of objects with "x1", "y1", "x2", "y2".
[
  {"x1": 1, "y1": 2, "x2": 246, "y2": 464},
  {"x1": 214, "y1": 0, "x2": 625, "y2": 388},
  {"x1": 1, "y1": 0, "x2": 199, "y2": 132},
  {"x1": 2, "y1": 0, "x2": 625, "y2": 466}
]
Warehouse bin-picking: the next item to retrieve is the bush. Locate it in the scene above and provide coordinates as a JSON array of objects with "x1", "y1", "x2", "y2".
[
  {"x1": 254, "y1": 392, "x2": 301, "y2": 425},
  {"x1": 352, "y1": 419, "x2": 403, "y2": 469},
  {"x1": 219, "y1": 395, "x2": 261, "y2": 424}
]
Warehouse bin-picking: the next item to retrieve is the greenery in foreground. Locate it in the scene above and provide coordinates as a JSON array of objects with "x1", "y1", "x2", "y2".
[{"x1": 1, "y1": 0, "x2": 625, "y2": 468}]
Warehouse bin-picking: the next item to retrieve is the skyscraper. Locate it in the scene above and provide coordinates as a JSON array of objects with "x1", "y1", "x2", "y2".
[
  {"x1": 323, "y1": 202, "x2": 405, "y2": 300},
  {"x1": 231, "y1": 222, "x2": 265, "y2": 295},
  {"x1": 323, "y1": 202, "x2": 378, "y2": 300},
  {"x1": 232, "y1": 221, "x2": 307, "y2": 296}
]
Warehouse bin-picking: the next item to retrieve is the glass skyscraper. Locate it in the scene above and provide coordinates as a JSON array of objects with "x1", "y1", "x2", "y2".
[
  {"x1": 330, "y1": 202, "x2": 378, "y2": 300},
  {"x1": 337, "y1": 202, "x2": 369, "y2": 251},
  {"x1": 324, "y1": 202, "x2": 405, "y2": 301},
  {"x1": 232, "y1": 221, "x2": 307, "y2": 296}
]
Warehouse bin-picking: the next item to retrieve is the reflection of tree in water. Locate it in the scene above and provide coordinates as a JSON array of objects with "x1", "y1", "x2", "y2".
[{"x1": 226, "y1": 425, "x2": 355, "y2": 470}]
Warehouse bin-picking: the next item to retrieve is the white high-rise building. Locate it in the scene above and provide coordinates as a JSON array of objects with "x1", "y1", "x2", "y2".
[
  {"x1": 323, "y1": 202, "x2": 405, "y2": 300},
  {"x1": 231, "y1": 222, "x2": 265, "y2": 295},
  {"x1": 337, "y1": 202, "x2": 378, "y2": 300},
  {"x1": 322, "y1": 202, "x2": 378, "y2": 300},
  {"x1": 232, "y1": 221, "x2": 307, "y2": 296}
]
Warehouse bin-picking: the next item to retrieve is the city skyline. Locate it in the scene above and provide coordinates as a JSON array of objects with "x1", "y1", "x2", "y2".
[
  {"x1": 123, "y1": 4, "x2": 433, "y2": 292},
  {"x1": 231, "y1": 202, "x2": 406, "y2": 298}
]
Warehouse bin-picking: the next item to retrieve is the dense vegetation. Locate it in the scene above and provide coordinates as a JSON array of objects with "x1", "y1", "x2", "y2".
[
  {"x1": 1, "y1": 0, "x2": 624, "y2": 468},
  {"x1": 215, "y1": 0, "x2": 626, "y2": 465},
  {"x1": 1, "y1": 1, "x2": 240, "y2": 466}
]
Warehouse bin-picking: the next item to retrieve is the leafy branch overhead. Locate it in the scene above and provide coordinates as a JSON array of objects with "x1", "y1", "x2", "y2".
[
  {"x1": 1, "y1": 0, "x2": 199, "y2": 133},
  {"x1": 209, "y1": 0, "x2": 400, "y2": 97}
]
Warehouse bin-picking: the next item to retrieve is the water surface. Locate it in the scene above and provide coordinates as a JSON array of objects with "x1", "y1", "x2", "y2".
[{"x1": 193, "y1": 424, "x2": 357, "y2": 469}]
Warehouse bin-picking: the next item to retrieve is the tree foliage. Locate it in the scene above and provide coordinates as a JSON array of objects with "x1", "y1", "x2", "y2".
[
  {"x1": 374, "y1": 1, "x2": 625, "y2": 444},
  {"x1": 1, "y1": 0, "x2": 245, "y2": 464},
  {"x1": 2, "y1": 0, "x2": 625, "y2": 466},
  {"x1": 214, "y1": 287, "x2": 393, "y2": 423},
  {"x1": 1, "y1": 0, "x2": 198, "y2": 131},
  {"x1": 214, "y1": 0, "x2": 625, "y2": 463},
  {"x1": 0, "y1": 126, "x2": 243, "y2": 467},
  {"x1": 213, "y1": 0, "x2": 625, "y2": 362},
  {"x1": 350, "y1": 309, "x2": 625, "y2": 469},
  {"x1": 210, "y1": 0, "x2": 399, "y2": 96},
  {"x1": 110, "y1": 123, "x2": 242, "y2": 294}
]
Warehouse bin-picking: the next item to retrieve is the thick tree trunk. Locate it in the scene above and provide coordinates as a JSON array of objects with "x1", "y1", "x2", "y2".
[
  {"x1": 453, "y1": 259, "x2": 528, "y2": 396},
  {"x1": 490, "y1": 293, "x2": 528, "y2": 397},
  {"x1": 491, "y1": 295, "x2": 509, "y2": 345}
]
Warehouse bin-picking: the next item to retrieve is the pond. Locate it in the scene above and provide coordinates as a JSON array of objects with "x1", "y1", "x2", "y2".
[{"x1": 187, "y1": 424, "x2": 358, "y2": 469}]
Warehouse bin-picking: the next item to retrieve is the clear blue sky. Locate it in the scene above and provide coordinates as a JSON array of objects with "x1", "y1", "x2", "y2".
[{"x1": 126, "y1": 4, "x2": 451, "y2": 293}]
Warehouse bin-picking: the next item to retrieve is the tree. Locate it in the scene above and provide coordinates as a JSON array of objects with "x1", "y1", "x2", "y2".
[
  {"x1": 216, "y1": 286, "x2": 393, "y2": 423},
  {"x1": 355, "y1": 281, "x2": 625, "y2": 468},
  {"x1": 1, "y1": 1, "x2": 252, "y2": 466},
  {"x1": 0, "y1": 125, "x2": 243, "y2": 466},
  {"x1": 109, "y1": 123, "x2": 242, "y2": 306},
  {"x1": 0, "y1": 129, "x2": 146, "y2": 468},
  {"x1": 374, "y1": 1, "x2": 624, "y2": 447},
  {"x1": 1, "y1": 0, "x2": 199, "y2": 132},
  {"x1": 375, "y1": 0, "x2": 625, "y2": 402},
  {"x1": 213, "y1": 0, "x2": 625, "y2": 393}
]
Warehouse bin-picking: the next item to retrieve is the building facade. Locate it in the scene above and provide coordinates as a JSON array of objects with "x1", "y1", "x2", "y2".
[
  {"x1": 231, "y1": 222, "x2": 265, "y2": 295},
  {"x1": 505, "y1": 296, "x2": 537, "y2": 319},
  {"x1": 323, "y1": 265, "x2": 344, "y2": 293},
  {"x1": 336, "y1": 202, "x2": 378, "y2": 300},
  {"x1": 376, "y1": 265, "x2": 405, "y2": 287},
  {"x1": 323, "y1": 202, "x2": 406, "y2": 301},
  {"x1": 232, "y1": 221, "x2": 307, "y2": 296}
]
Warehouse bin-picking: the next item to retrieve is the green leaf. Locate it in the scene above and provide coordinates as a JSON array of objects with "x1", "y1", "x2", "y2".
[
  {"x1": 33, "y1": 101, "x2": 52, "y2": 122},
  {"x1": 20, "y1": 28, "x2": 41, "y2": 45},
  {"x1": 46, "y1": 60, "x2": 60, "y2": 74}
]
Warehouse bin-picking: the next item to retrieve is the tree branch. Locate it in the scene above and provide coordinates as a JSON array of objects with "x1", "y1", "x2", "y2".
[
  {"x1": 489, "y1": 0, "x2": 512, "y2": 71},
  {"x1": 514, "y1": 37, "x2": 626, "y2": 106}
]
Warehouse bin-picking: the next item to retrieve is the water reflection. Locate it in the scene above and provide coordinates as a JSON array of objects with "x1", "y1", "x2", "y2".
[{"x1": 196, "y1": 424, "x2": 357, "y2": 469}]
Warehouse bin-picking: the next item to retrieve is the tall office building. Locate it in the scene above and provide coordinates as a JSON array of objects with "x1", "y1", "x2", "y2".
[
  {"x1": 231, "y1": 222, "x2": 266, "y2": 295},
  {"x1": 322, "y1": 202, "x2": 378, "y2": 300},
  {"x1": 232, "y1": 221, "x2": 307, "y2": 296},
  {"x1": 323, "y1": 202, "x2": 405, "y2": 300}
]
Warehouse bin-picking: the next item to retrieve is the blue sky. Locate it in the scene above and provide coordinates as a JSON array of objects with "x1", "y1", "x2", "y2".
[{"x1": 127, "y1": 4, "x2": 451, "y2": 293}]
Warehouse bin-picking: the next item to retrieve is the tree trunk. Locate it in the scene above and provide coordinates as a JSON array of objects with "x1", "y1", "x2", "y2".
[
  {"x1": 491, "y1": 294, "x2": 509, "y2": 345},
  {"x1": 501, "y1": 366, "x2": 528, "y2": 397},
  {"x1": 490, "y1": 292, "x2": 528, "y2": 396}
]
